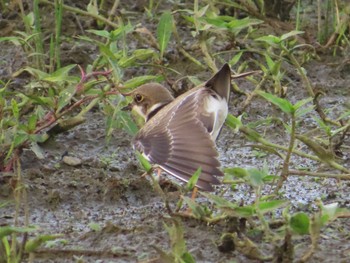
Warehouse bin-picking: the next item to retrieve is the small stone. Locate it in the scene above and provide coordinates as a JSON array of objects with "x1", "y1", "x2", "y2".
[{"x1": 62, "y1": 156, "x2": 82, "y2": 166}]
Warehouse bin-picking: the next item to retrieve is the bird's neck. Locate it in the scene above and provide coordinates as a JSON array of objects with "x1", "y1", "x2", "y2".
[{"x1": 146, "y1": 101, "x2": 172, "y2": 121}]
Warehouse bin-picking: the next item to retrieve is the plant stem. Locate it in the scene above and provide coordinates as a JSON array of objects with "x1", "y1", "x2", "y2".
[
  {"x1": 317, "y1": 0, "x2": 322, "y2": 43},
  {"x1": 172, "y1": 20, "x2": 205, "y2": 69},
  {"x1": 54, "y1": 0, "x2": 63, "y2": 70},
  {"x1": 274, "y1": 112, "x2": 296, "y2": 193},
  {"x1": 239, "y1": 125, "x2": 349, "y2": 174},
  {"x1": 239, "y1": 126, "x2": 314, "y2": 160},
  {"x1": 240, "y1": 73, "x2": 268, "y2": 113},
  {"x1": 289, "y1": 170, "x2": 350, "y2": 179},
  {"x1": 295, "y1": 0, "x2": 301, "y2": 31},
  {"x1": 12, "y1": 151, "x2": 22, "y2": 261},
  {"x1": 33, "y1": 0, "x2": 45, "y2": 69},
  {"x1": 39, "y1": 0, "x2": 119, "y2": 28},
  {"x1": 255, "y1": 187, "x2": 272, "y2": 238},
  {"x1": 199, "y1": 36, "x2": 217, "y2": 72},
  {"x1": 282, "y1": 45, "x2": 314, "y2": 97},
  {"x1": 106, "y1": 0, "x2": 120, "y2": 29}
]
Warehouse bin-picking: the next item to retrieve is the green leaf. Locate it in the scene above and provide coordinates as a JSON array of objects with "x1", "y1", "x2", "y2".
[
  {"x1": 99, "y1": 44, "x2": 122, "y2": 81},
  {"x1": 109, "y1": 22, "x2": 134, "y2": 41},
  {"x1": 338, "y1": 110, "x2": 350, "y2": 121},
  {"x1": 233, "y1": 206, "x2": 255, "y2": 217},
  {"x1": 224, "y1": 167, "x2": 248, "y2": 179},
  {"x1": 262, "y1": 175, "x2": 279, "y2": 182},
  {"x1": 258, "y1": 200, "x2": 288, "y2": 214},
  {"x1": 290, "y1": 212, "x2": 310, "y2": 235},
  {"x1": 201, "y1": 193, "x2": 237, "y2": 209},
  {"x1": 43, "y1": 64, "x2": 77, "y2": 82},
  {"x1": 182, "y1": 252, "x2": 196, "y2": 263},
  {"x1": 314, "y1": 117, "x2": 331, "y2": 135},
  {"x1": 163, "y1": 219, "x2": 186, "y2": 257},
  {"x1": 115, "y1": 111, "x2": 139, "y2": 135},
  {"x1": 119, "y1": 49, "x2": 156, "y2": 68},
  {"x1": 295, "y1": 105, "x2": 314, "y2": 118},
  {"x1": 123, "y1": 75, "x2": 164, "y2": 89},
  {"x1": 283, "y1": 122, "x2": 292, "y2": 134},
  {"x1": 87, "y1": 0, "x2": 99, "y2": 16},
  {"x1": 28, "y1": 114, "x2": 37, "y2": 131},
  {"x1": 136, "y1": 151, "x2": 152, "y2": 172},
  {"x1": 157, "y1": 11, "x2": 173, "y2": 59},
  {"x1": 225, "y1": 114, "x2": 242, "y2": 130},
  {"x1": 256, "y1": 91, "x2": 294, "y2": 114},
  {"x1": 256, "y1": 35, "x2": 281, "y2": 45},
  {"x1": 56, "y1": 85, "x2": 76, "y2": 113},
  {"x1": 11, "y1": 99, "x2": 19, "y2": 120},
  {"x1": 186, "y1": 167, "x2": 201, "y2": 191},
  {"x1": 196, "y1": 4, "x2": 209, "y2": 18},
  {"x1": 0, "y1": 81, "x2": 8, "y2": 94},
  {"x1": 227, "y1": 17, "x2": 263, "y2": 34},
  {"x1": 321, "y1": 202, "x2": 339, "y2": 225},
  {"x1": 229, "y1": 51, "x2": 243, "y2": 66},
  {"x1": 0, "y1": 36, "x2": 23, "y2": 45},
  {"x1": 25, "y1": 234, "x2": 63, "y2": 252},
  {"x1": 26, "y1": 95, "x2": 55, "y2": 108},
  {"x1": 0, "y1": 226, "x2": 35, "y2": 239},
  {"x1": 182, "y1": 196, "x2": 207, "y2": 219},
  {"x1": 28, "y1": 133, "x2": 49, "y2": 143},
  {"x1": 45, "y1": 239, "x2": 68, "y2": 248},
  {"x1": 293, "y1": 97, "x2": 313, "y2": 110},
  {"x1": 21, "y1": 67, "x2": 49, "y2": 79},
  {"x1": 332, "y1": 125, "x2": 350, "y2": 137},
  {"x1": 280, "y1": 30, "x2": 304, "y2": 41},
  {"x1": 264, "y1": 54, "x2": 275, "y2": 72},
  {"x1": 13, "y1": 132, "x2": 29, "y2": 147},
  {"x1": 204, "y1": 17, "x2": 227, "y2": 28},
  {"x1": 247, "y1": 168, "x2": 265, "y2": 187},
  {"x1": 86, "y1": 29, "x2": 111, "y2": 38}
]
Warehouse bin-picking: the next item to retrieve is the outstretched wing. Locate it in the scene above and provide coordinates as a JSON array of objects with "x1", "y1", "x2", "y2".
[{"x1": 133, "y1": 89, "x2": 223, "y2": 191}]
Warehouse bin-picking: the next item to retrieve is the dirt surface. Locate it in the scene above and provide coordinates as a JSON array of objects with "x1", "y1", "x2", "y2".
[{"x1": 1, "y1": 1, "x2": 350, "y2": 262}]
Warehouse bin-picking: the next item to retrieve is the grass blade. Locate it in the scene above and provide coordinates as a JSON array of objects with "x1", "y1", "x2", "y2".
[{"x1": 157, "y1": 11, "x2": 173, "y2": 59}]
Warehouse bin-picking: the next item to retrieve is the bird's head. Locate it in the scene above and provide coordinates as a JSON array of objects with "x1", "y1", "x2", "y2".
[{"x1": 123, "y1": 83, "x2": 174, "y2": 121}]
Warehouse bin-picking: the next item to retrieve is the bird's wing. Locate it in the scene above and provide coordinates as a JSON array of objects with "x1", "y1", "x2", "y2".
[
  {"x1": 133, "y1": 89, "x2": 223, "y2": 191},
  {"x1": 205, "y1": 63, "x2": 231, "y2": 102}
]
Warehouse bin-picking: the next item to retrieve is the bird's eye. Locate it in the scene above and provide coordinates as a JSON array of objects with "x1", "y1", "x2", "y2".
[{"x1": 134, "y1": 94, "x2": 143, "y2": 103}]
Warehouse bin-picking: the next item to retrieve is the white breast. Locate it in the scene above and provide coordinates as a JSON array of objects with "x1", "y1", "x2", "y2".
[{"x1": 204, "y1": 95, "x2": 228, "y2": 140}]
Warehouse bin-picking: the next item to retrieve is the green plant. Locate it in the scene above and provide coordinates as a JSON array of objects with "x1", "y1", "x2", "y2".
[
  {"x1": 0, "y1": 64, "x2": 118, "y2": 170},
  {"x1": 2, "y1": 0, "x2": 63, "y2": 72},
  {"x1": 0, "y1": 225, "x2": 63, "y2": 262},
  {"x1": 153, "y1": 219, "x2": 195, "y2": 263},
  {"x1": 1, "y1": 1, "x2": 350, "y2": 262},
  {"x1": 190, "y1": 169, "x2": 349, "y2": 261},
  {"x1": 256, "y1": 31, "x2": 315, "y2": 97},
  {"x1": 178, "y1": 1, "x2": 263, "y2": 71}
]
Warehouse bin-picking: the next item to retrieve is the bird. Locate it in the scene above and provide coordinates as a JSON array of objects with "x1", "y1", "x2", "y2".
[{"x1": 124, "y1": 64, "x2": 231, "y2": 191}]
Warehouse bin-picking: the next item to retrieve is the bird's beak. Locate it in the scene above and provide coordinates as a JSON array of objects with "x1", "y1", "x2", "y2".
[
  {"x1": 121, "y1": 91, "x2": 134, "y2": 111},
  {"x1": 122, "y1": 103, "x2": 133, "y2": 111}
]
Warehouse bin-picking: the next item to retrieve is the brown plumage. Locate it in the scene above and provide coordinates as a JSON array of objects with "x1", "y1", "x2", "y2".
[{"x1": 128, "y1": 64, "x2": 231, "y2": 191}]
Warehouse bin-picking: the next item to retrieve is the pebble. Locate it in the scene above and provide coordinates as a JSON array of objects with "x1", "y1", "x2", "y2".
[{"x1": 62, "y1": 156, "x2": 82, "y2": 166}]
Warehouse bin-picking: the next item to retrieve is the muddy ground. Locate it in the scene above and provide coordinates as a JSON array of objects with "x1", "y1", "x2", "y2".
[{"x1": 1, "y1": 1, "x2": 350, "y2": 262}]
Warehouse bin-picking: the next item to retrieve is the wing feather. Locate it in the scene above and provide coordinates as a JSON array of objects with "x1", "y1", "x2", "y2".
[{"x1": 133, "y1": 88, "x2": 223, "y2": 191}]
